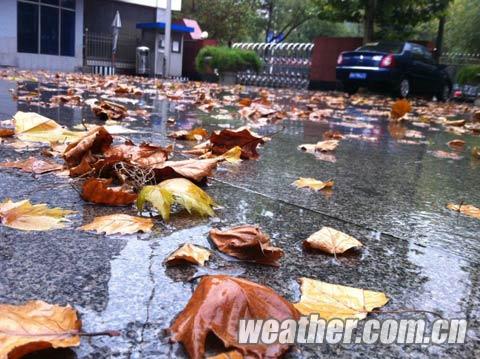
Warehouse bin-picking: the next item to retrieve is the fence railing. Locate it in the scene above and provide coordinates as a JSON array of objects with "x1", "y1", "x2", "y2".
[
  {"x1": 440, "y1": 52, "x2": 480, "y2": 66},
  {"x1": 232, "y1": 42, "x2": 314, "y2": 89},
  {"x1": 84, "y1": 31, "x2": 137, "y2": 69}
]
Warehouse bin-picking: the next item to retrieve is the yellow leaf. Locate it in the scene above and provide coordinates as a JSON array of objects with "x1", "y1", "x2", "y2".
[
  {"x1": 208, "y1": 351, "x2": 244, "y2": 359},
  {"x1": 221, "y1": 146, "x2": 242, "y2": 163},
  {"x1": 79, "y1": 214, "x2": 154, "y2": 235},
  {"x1": 166, "y1": 243, "x2": 211, "y2": 266},
  {"x1": 303, "y1": 227, "x2": 362, "y2": 254},
  {"x1": 293, "y1": 177, "x2": 334, "y2": 191},
  {"x1": 137, "y1": 178, "x2": 215, "y2": 221},
  {"x1": 0, "y1": 199, "x2": 76, "y2": 231},
  {"x1": 294, "y1": 277, "x2": 389, "y2": 321},
  {"x1": 0, "y1": 300, "x2": 81, "y2": 359},
  {"x1": 447, "y1": 203, "x2": 480, "y2": 220}
]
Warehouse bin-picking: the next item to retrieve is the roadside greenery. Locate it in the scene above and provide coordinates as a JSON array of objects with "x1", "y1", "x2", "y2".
[
  {"x1": 195, "y1": 46, "x2": 262, "y2": 74},
  {"x1": 456, "y1": 65, "x2": 480, "y2": 85}
]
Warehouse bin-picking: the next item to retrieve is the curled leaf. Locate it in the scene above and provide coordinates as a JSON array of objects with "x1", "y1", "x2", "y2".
[
  {"x1": 63, "y1": 126, "x2": 113, "y2": 167},
  {"x1": 79, "y1": 214, "x2": 153, "y2": 235},
  {"x1": 170, "y1": 275, "x2": 299, "y2": 359},
  {"x1": 294, "y1": 277, "x2": 389, "y2": 320},
  {"x1": 292, "y1": 177, "x2": 334, "y2": 191},
  {"x1": 81, "y1": 178, "x2": 137, "y2": 206},
  {"x1": 0, "y1": 300, "x2": 81, "y2": 359},
  {"x1": 390, "y1": 99, "x2": 412, "y2": 120},
  {"x1": 0, "y1": 199, "x2": 75, "y2": 231},
  {"x1": 166, "y1": 243, "x2": 211, "y2": 266},
  {"x1": 209, "y1": 225, "x2": 283, "y2": 266},
  {"x1": 137, "y1": 185, "x2": 174, "y2": 221},
  {"x1": 303, "y1": 227, "x2": 363, "y2": 254}
]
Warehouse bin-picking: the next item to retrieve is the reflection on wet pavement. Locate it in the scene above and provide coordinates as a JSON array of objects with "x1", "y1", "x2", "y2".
[{"x1": 0, "y1": 76, "x2": 479, "y2": 358}]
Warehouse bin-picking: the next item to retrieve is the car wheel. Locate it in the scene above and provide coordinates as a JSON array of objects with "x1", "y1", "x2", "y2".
[
  {"x1": 343, "y1": 83, "x2": 358, "y2": 95},
  {"x1": 437, "y1": 83, "x2": 451, "y2": 102},
  {"x1": 397, "y1": 78, "x2": 410, "y2": 98}
]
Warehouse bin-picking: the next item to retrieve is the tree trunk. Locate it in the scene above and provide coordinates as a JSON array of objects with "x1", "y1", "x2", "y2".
[
  {"x1": 363, "y1": 0, "x2": 376, "y2": 43},
  {"x1": 265, "y1": 0, "x2": 274, "y2": 42},
  {"x1": 434, "y1": 16, "x2": 446, "y2": 62}
]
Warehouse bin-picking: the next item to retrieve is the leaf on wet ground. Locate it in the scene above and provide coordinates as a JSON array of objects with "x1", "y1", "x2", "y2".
[
  {"x1": 137, "y1": 178, "x2": 215, "y2": 221},
  {"x1": 81, "y1": 178, "x2": 137, "y2": 206},
  {"x1": 293, "y1": 277, "x2": 389, "y2": 320},
  {"x1": 303, "y1": 227, "x2": 363, "y2": 254},
  {"x1": 210, "y1": 128, "x2": 265, "y2": 159},
  {"x1": 447, "y1": 203, "x2": 480, "y2": 220},
  {"x1": 103, "y1": 140, "x2": 172, "y2": 167},
  {"x1": 209, "y1": 225, "x2": 284, "y2": 266},
  {"x1": 63, "y1": 126, "x2": 113, "y2": 167},
  {"x1": 390, "y1": 99, "x2": 412, "y2": 120},
  {"x1": 0, "y1": 199, "x2": 76, "y2": 231},
  {"x1": 472, "y1": 146, "x2": 480, "y2": 159},
  {"x1": 152, "y1": 158, "x2": 218, "y2": 183},
  {"x1": 293, "y1": 177, "x2": 334, "y2": 191},
  {"x1": 165, "y1": 243, "x2": 211, "y2": 266},
  {"x1": 0, "y1": 300, "x2": 81, "y2": 359},
  {"x1": 170, "y1": 275, "x2": 299, "y2": 359},
  {"x1": 168, "y1": 128, "x2": 209, "y2": 141},
  {"x1": 430, "y1": 150, "x2": 463, "y2": 160},
  {"x1": 447, "y1": 139, "x2": 466, "y2": 149},
  {"x1": 299, "y1": 140, "x2": 339, "y2": 153},
  {"x1": 79, "y1": 214, "x2": 153, "y2": 235},
  {"x1": 0, "y1": 128, "x2": 14, "y2": 137},
  {"x1": 0, "y1": 156, "x2": 63, "y2": 174},
  {"x1": 91, "y1": 100, "x2": 128, "y2": 121},
  {"x1": 207, "y1": 350, "x2": 243, "y2": 359}
]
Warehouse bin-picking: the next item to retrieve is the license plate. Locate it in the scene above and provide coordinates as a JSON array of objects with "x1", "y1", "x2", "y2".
[{"x1": 349, "y1": 72, "x2": 367, "y2": 80}]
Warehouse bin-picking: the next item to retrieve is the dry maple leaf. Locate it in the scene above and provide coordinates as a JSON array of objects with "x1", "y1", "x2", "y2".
[
  {"x1": 165, "y1": 243, "x2": 211, "y2": 266},
  {"x1": 0, "y1": 157, "x2": 63, "y2": 174},
  {"x1": 0, "y1": 199, "x2": 75, "y2": 231},
  {"x1": 79, "y1": 214, "x2": 153, "y2": 235},
  {"x1": 170, "y1": 275, "x2": 299, "y2": 359},
  {"x1": 390, "y1": 99, "x2": 412, "y2": 120},
  {"x1": 137, "y1": 178, "x2": 216, "y2": 221},
  {"x1": 447, "y1": 203, "x2": 480, "y2": 220},
  {"x1": 103, "y1": 140, "x2": 172, "y2": 167},
  {"x1": 81, "y1": 178, "x2": 137, "y2": 206},
  {"x1": 0, "y1": 128, "x2": 14, "y2": 137},
  {"x1": 209, "y1": 225, "x2": 284, "y2": 266},
  {"x1": 0, "y1": 300, "x2": 81, "y2": 359},
  {"x1": 152, "y1": 158, "x2": 218, "y2": 183},
  {"x1": 293, "y1": 177, "x2": 334, "y2": 191},
  {"x1": 63, "y1": 126, "x2": 113, "y2": 167},
  {"x1": 210, "y1": 128, "x2": 265, "y2": 160},
  {"x1": 293, "y1": 277, "x2": 389, "y2": 321},
  {"x1": 303, "y1": 227, "x2": 363, "y2": 254}
]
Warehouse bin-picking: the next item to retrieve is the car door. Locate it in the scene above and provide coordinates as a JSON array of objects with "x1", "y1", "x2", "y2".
[{"x1": 407, "y1": 44, "x2": 429, "y2": 93}]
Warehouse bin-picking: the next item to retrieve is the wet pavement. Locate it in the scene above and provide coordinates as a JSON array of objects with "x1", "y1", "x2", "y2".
[{"x1": 0, "y1": 75, "x2": 480, "y2": 358}]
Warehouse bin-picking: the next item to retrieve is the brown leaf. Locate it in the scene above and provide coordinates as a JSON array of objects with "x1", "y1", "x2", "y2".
[
  {"x1": 323, "y1": 130, "x2": 344, "y2": 140},
  {"x1": 81, "y1": 178, "x2": 137, "y2": 206},
  {"x1": 447, "y1": 139, "x2": 465, "y2": 149},
  {"x1": 170, "y1": 275, "x2": 299, "y2": 359},
  {"x1": 472, "y1": 146, "x2": 480, "y2": 159},
  {"x1": 63, "y1": 126, "x2": 113, "y2": 167},
  {"x1": 152, "y1": 158, "x2": 218, "y2": 182},
  {"x1": 165, "y1": 243, "x2": 211, "y2": 266},
  {"x1": 390, "y1": 99, "x2": 412, "y2": 120},
  {"x1": 103, "y1": 141, "x2": 172, "y2": 167},
  {"x1": 208, "y1": 350, "x2": 243, "y2": 359},
  {"x1": 0, "y1": 128, "x2": 15, "y2": 137},
  {"x1": 303, "y1": 227, "x2": 363, "y2": 254},
  {"x1": 79, "y1": 214, "x2": 153, "y2": 235},
  {"x1": 69, "y1": 152, "x2": 96, "y2": 177},
  {"x1": 0, "y1": 300, "x2": 81, "y2": 359},
  {"x1": 209, "y1": 225, "x2": 284, "y2": 266},
  {"x1": 91, "y1": 100, "x2": 127, "y2": 121},
  {"x1": 447, "y1": 203, "x2": 480, "y2": 220},
  {"x1": 0, "y1": 157, "x2": 63, "y2": 174},
  {"x1": 444, "y1": 119, "x2": 465, "y2": 127},
  {"x1": 169, "y1": 128, "x2": 209, "y2": 141},
  {"x1": 210, "y1": 128, "x2": 265, "y2": 159},
  {"x1": 292, "y1": 177, "x2": 334, "y2": 191}
]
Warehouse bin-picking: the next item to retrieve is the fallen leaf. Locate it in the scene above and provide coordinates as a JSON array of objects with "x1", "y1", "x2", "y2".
[
  {"x1": 0, "y1": 128, "x2": 14, "y2": 137},
  {"x1": 447, "y1": 139, "x2": 465, "y2": 149},
  {"x1": 299, "y1": 140, "x2": 339, "y2": 153},
  {"x1": 0, "y1": 157, "x2": 63, "y2": 174},
  {"x1": 165, "y1": 243, "x2": 211, "y2": 266},
  {"x1": 209, "y1": 225, "x2": 283, "y2": 266},
  {"x1": 444, "y1": 119, "x2": 465, "y2": 127},
  {"x1": 303, "y1": 227, "x2": 362, "y2": 254},
  {"x1": 152, "y1": 158, "x2": 218, "y2": 183},
  {"x1": 168, "y1": 128, "x2": 209, "y2": 141},
  {"x1": 79, "y1": 214, "x2": 153, "y2": 235},
  {"x1": 170, "y1": 275, "x2": 299, "y2": 359},
  {"x1": 390, "y1": 99, "x2": 412, "y2": 120},
  {"x1": 208, "y1": 350, "x2": 243, "y2": 359},
  {"x1": 220, "y1": 146, "x2": 242, "y2": 163},
  {"x1": 104, "y1": 141, "x2": 171, "y2": 167},
  {"x1": 323, "y1": 130, "x2": 344, "y2": 140},
  {"x1": 210, "y1": 128, "x2": 265, "y2": 159},
  {"x1": 81, "y1": 178, "x2": 137, "y2": 206},
  {"x1": 472, "y1": 147, "x2": 480, "y2": 159},
  {"x1": 447, "y1": 203, "x2": 480, "y2": 220},
  {"x1": 91, "y1": 100, "x2": 127, "y2": 120},
  {"x1": 13, "y1": 111, "x2": 63, "y2": 143},
  {"x1": 293, "y1": 177, "x2": 334, "y2": 191},
  {"x1": 63, "y1": 126, "x2": 113, "y2": 167},
  {"x1": 293, "y1": 277, "x2": 389, "y2": 320},
  {"x1": 0, "y1": 300, "x2": 81, "y2": 359},
  {"x1": 137, "y1": 178, "x2": 215, "y2": 221},
  {"x1": 0, "y1": 199, "x2": 75, "y2": 231},
  {"x1": 430, "y1": 150, "x2": 463, "y2": 160}
]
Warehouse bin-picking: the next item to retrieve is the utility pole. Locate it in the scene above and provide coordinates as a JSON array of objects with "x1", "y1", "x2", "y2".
[{"x1": 164, "y1": 0, "x2": 172, "y2": 78}]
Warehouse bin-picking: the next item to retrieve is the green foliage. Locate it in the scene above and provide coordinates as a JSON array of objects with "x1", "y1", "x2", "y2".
[
  {"x1": 456, "y1": 65, "x2": 480, "y2": 85},
  {"x1": 195, "y1": 46, "x2": 262, "y2": 74},
  {"x1": 444, "y1": 0, "x2": 480, "y2": 54}
]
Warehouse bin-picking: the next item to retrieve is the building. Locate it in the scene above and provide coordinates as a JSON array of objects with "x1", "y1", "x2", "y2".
[{"x1": 0, "y1": 0, "x2": 196, "y2": 76}]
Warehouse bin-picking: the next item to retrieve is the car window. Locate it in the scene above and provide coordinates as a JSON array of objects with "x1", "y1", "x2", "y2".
[
  {"x1": 422, "y1": 48, "x2": 435, "y2": 64},
  {"x1": 410, "y1": 45, "x2": 424, "y2": 61},
  {"x1": 357, "y1": 42, "x2": 404, "y2": 53}
]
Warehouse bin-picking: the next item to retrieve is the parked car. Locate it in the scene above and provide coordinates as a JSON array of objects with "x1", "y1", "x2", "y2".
[
  {"x1": 336, "y1": 41, "x2": 452, "y2": 100},
  {"x1": 452, "y1": 84, "x2": 479, "y2": 102}
]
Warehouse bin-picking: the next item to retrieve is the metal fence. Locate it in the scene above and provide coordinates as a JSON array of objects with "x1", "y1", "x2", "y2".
[
  {"x1": 440, "y1": 52, "x2": 480, "y2": 66},
  {"x1": 232, "y1": 42, "x2": 314, "y2": 89},
  {"x1": 84, "y1": 31, "x2": 137, "y2": 71}
]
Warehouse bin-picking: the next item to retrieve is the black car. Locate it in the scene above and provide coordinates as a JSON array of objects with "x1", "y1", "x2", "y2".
[{"x1": 336, "y1": 41, "x2": 452, "y2": 100}]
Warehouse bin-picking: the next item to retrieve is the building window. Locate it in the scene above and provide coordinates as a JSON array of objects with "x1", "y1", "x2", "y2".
[{"x1": 17, "y1": 0, "x2": 76, "y2": 57}]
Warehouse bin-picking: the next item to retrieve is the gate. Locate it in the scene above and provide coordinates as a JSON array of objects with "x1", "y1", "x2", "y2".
[{"x1": 232, "y1": 42, "x2": 314, "y2": 89}]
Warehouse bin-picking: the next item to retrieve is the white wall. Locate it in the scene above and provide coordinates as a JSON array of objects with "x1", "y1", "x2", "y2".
[{"x1": 0, "y1": 0, "x2": 84, "y2": 72}]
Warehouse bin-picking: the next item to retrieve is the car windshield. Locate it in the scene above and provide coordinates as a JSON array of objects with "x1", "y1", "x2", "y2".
[{"x1": 357, "y1": 42, "x2": 404, "y2": 54}]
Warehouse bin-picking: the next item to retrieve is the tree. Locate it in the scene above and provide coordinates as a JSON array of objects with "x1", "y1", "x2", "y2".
[{"x1": 444, "y1": 0, "x2": 480, "y2": 54}]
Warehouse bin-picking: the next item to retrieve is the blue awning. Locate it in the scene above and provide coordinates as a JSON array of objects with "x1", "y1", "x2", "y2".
[{"x1": 136, "y1": 22, "x2": 194, "y2": 33}]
